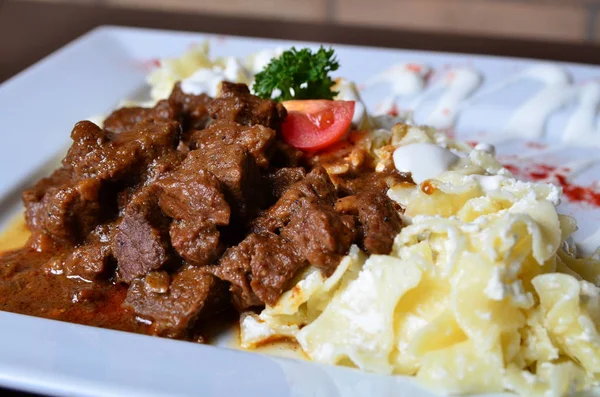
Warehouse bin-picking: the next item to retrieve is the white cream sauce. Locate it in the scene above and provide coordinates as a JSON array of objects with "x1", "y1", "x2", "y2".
[
  {"x1": 369, "y1": 62, "x2": 598, "y2": 147},
  {"x1": 420, "y1": 67, "x2": 482, "y2": 130},
  {"x1": 467, "y1": 64, "x2": 574, "y2": 141},
  {"x1": 366, "y1": 63, "x2": 430, "y2": 97},
  {"x1": 369, "y1": 64, "x2": 481, "y2": 130},
  {"x1": 393, "y1": 143, "x2": 460, "y2": 183},
  {"x1": 562, "y1": 82, "x2": 600, "y2": 147}
]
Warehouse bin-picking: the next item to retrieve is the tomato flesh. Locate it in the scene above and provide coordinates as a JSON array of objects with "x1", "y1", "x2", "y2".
[{"x1": 281, "y1": 100, "x2": 355, "y2": 151}]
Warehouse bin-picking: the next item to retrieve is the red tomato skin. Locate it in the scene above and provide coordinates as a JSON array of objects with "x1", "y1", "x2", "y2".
[{"x1": 281, "y1": 100, "x2": 355, "y2": 151}]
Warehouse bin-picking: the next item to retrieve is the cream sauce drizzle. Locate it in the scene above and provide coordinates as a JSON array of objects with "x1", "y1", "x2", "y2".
[
  {"x1": 468, "y1": 64, "x2": 574, "y2": 141},
  {"x1": 369, "y1": 62, "x2": 599, "y2": 147},
  {"x1": 368, "y1": 64, "x2": 481, "y2": 129},
  {"x1": 562, "y1": 82, "x2": 600, "y2": 146},
  {"x1": 418, "y1": 67, "x2": 482, "y2": 130},
  {"x1": 366, "y1": 63, "x2": 430, "y2": 97}
]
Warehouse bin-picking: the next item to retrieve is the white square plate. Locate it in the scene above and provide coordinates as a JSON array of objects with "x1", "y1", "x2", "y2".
[{"x1": 0, "y1": 26, "x2": 599, "y2": 397}]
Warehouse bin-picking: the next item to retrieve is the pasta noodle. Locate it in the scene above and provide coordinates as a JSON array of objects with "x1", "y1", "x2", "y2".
[{"x1": 242, "y1": 125, "x2": 600, "y2": 396}]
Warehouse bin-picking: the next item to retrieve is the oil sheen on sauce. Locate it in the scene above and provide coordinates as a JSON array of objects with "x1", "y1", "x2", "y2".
[{"x1": 0, "y1": 213, "x2": 147, "y2": 334}]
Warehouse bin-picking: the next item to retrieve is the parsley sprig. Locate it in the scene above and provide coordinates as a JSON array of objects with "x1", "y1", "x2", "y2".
[{"x1": 252, "y1": 46, "x2": 340, "y2": 102}]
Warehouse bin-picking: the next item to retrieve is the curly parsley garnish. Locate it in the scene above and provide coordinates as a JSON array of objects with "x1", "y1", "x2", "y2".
[{"x1": 253, "y1": 46, "x2": 340, "y2": 102}]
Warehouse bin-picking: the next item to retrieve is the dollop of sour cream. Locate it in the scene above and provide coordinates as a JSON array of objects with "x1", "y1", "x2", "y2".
[
  {"x1": 181, "y1": 57, "x2": 249, "y2": 97},
  {"x1": 474, "y1": 142, "x2": 496, "y2": 155},
  {"x1": 393, "y1": 143, "x2": 460, "y2": 183}
]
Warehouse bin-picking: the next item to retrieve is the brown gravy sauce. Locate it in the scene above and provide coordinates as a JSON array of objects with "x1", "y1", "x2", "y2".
[
  {"x1": 0, "y1": 214, "x2": 147, "y2": 334},
  {"x1": 0, "y1": 216, "x2": 307, "y2": 357}
]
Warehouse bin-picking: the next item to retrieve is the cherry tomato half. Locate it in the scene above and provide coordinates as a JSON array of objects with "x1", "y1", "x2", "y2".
[{"x1": 281, "y1": 100, "x2": 355, "y2": 151}]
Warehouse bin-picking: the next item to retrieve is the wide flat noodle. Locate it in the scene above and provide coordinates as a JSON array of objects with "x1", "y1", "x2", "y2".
[
  {"x1": 239, "y1": 124, "x2": 600, "y2": 396},
  {"x1": 296, "y1": 255, "x2": 422, "y2": 374}
]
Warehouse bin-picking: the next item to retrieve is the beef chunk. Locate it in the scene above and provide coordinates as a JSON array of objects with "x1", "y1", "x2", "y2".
[
  {"x1": 335, "y1": 191, "x2": 403, "y2": 255},
  {"x1": 144, "y1": 151, "x2": 185, "y2": 184},
  {"x1": 271, "y1": 141, "x2": 304, "y2": 168},
  {"x1": 281, "y1": 199, "x2": 356, "y2": 275},
  {"x1": 169, "y1": 219, "x2": 222, "y2": 266},
  {"x1": 113, "y1": 191, "x2": 172, "y2": 283},
  {"x1": 154, "y1": 158, "x2": 230, "y2": 266},
  {"x1": 42, "y1": 178, "x2": 103, "y2": 242},
  {"x1": 103, "y1": 100, "x2": 182, "y2": 134},
  {"x1": 47, "y1": 223, "x2": 114, "y2": 281},
  {"x1": 186, "y1": 145, "x2": 263, "y2": 220},
  {"x1": 337, "y1": 168, "x2": 413, "y2": 196},
  {"x1": 283, "y1": 166, "x2": 337, "y2": 206},
  {"x1": 24, "y1": 120, "x2": 181, "y2": 245},
  {"x1": 63, "y1": 241, "x2": 112, "y2": 281},
  {"x1": 23, "y1": 168, "x2": 72, "y2": 233},
  {"x1": 356, "y1": 192, "x2": 403, "y2": 254},
  {"x1": 23, "y1": 168, "x2": 72, "y2": 240},
  {"x1": 61, "y1": 121, "x2": 110, "y2": 178},
  {"x1": 207, "y1": 232, "x2": 306, "y2": 310},
  {"x1": 252, "y1": 167, "x2": 336, "y2": 233},
  {"x1": 189, "y1": 120, "x2": 276, "y2": 168},
  {"x1": 23, "y1": 172, "x2": 103, "y2": 244},
  {"x1": 103, "y1": 107, "x2": 152, "y2": 134},
  {"x1": 152, "y1": 99, "x2": 182, "y2": 123},
  {"x1": 168, "y1": 82, "x2": 212, "y2": 131},
  {"x1": 63, "y1": 120, "x2": 180, "y2": 181},
  {"x1": 124, "y1": 267, "x2": 228, "y2": 338},
  {"x1": 154, "y1": 166, "x2": 230, "y2": 227},
  {"x1": 264, "y1": 167, "x2": 306, "y2": 202},
  {"x1": 207, "y1": 82, "x2": 287, "y2": 131}
]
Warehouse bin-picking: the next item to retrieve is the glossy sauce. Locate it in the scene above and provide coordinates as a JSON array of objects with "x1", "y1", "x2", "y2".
[{"x1": 0, "y1": 216, "x2": 146, "y2": 333}]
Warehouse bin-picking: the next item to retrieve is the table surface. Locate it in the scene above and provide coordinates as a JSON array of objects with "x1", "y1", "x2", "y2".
[{"x1": 1, "y1": 1, "x2": 600, "y2": 396}]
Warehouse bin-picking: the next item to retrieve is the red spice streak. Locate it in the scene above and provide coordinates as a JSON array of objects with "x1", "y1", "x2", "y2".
[
  {"x1": 387, "y1": 104, "x2": 400, "y2": 117},
  {"x1": 502, "y1": 161, "x2": 600, "y2": 207},
  {"x1": 466, "y1": 140, "x2": 479, "y2": 148},
  {"x1": 139, "y1": 58, "x2": 161, "y2": 72},
  {"x1": 406, "y1": 63, "x2": 422, "y2": 73},
  {"x1": 528, "y1": 164, "x2": 556, "y2": 180},
  {"x1": 555, "y1": 174, "x2": 600, "y2": 206},
  {"x1": 502, "y1": 163, "x2": 520, "y2": 175},
  {"x1": 525, "y1": 141, "x2": 548, "y2": 150},
  {"x1": 442, "y1": 129, "x2": 456, "y2": 139}
]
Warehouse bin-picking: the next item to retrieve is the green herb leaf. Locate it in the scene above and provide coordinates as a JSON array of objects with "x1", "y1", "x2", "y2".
[{"x1": 252, "y1": 46, "x2": 340, "y2": 102}]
